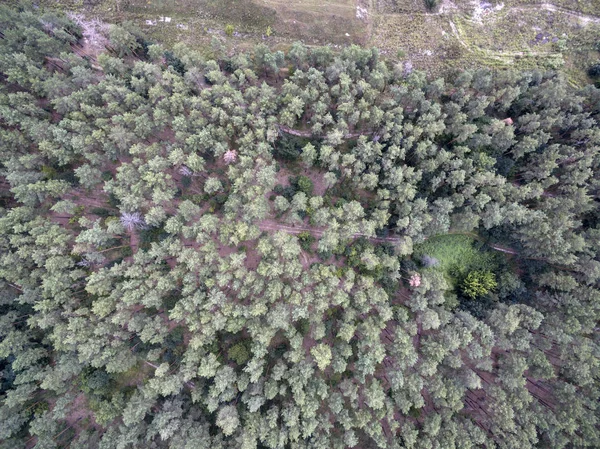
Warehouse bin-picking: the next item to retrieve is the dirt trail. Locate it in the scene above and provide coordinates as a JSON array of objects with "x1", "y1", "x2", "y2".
[
  {"x1": 511, "y1": 3, "x2": 600, "y2": 24},
  {"x1": 386, "y1": 1, "x2": 600, "y2": 23},
  {"x1": 449, "y1": 20, "x2": 470, "y2": 50},
  {"x1": 258, "y1": 219, "x2": 402, "y2": 243},
  {"x1": 259, "y1": 219, "x2": 531, "y2": 257},
  {"x1": 277, "y1": 124, "x2": 374, "y2": 139}
]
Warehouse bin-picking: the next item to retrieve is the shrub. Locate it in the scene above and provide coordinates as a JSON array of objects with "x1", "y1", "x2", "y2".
[
  {"x1": 91, "y1": 207, "x2": 113, "y2": 217},
  {"x1": 108, "y1": 193, "x2": 120, "y2": 208},
  {"x1": 589, "y1": 63, "x2": 600, "y2": 79},
  {"x1": 164, "y1": 51, "x2": 185, "y2": 75},
  {"x1": 274, "y1": 134, "x2": 311, "y2": 161},
  {"x1": 41, "y1": 165, "x2": 57, "y2": 179},
  {"x1": 400, "y1": 258, "x2": 419, "y2": 274},
  {"x1": 296, "y1": 318, "x2": 311, "y2": 336},
  {"x1": 293, "y1": 175, "x2": 314, "y2": 196},
  {"x1": 273, "y1": 184, "x2": 297, "y2": 201},
  {"x1": 228, "y1": 341, "x2": 250, "y2": 365},
  {"x1": 120, "y1": 246, "x2": 133, "y2": 258},
  {"x1": 162, "y1": 292, "x2": 180, "y2": 311},
  {"x1": 461, "y1": 270, "x2": 497, "y2": 299},
  {"x1": 225, "y1": 24, "x2": 235, "y2": 37},
  {"x1": 298, "y1": 231, "x2": 315, "y2": 251},
  {"x1": 68, "y1": 205, "x2": 85, "y2": 224},
  {"x1": 213, "y1": 193, "x2": 228, "y2": 207},
  {"x1": 82, "y1": 369, "x2": 111, "y2": 395},
  {"x1": 318, "y1": 249, "x2": 333, "y2": 261},
  {"x1": 424, "y1": 0, "x2": 439, "y2": 10},
  {"x1": 139, "y1": 226, "x2": 168, "y2": 250}
]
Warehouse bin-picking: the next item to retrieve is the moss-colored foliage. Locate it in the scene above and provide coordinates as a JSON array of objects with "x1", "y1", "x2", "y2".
[
  {"x1": 273, "y1": 184, "x2": 297, "y2": 201},
  {"x1": 181, "y1": 193, "x2": 207, "y2": 204},
  {"x1": 181, "y1": 175, "x2": 192, "y2": 188},
  {"x1": 291, "y1": 175, "x2": 314, "y2": 196},
  {"x1": 329, "y1": 178, "x2": 360, "y2": 202},
  {"x1": 139, "y1": 226, "x2": 169, "y2": 250},
  {"x1": 161, "y1": 326, "x2": 186, "y2": 363},
  {"x1": 81, "y1": 368, "x2": 112, "y2": 396},
  {"x1": 162, "y1": 291, "x2": 180, "y2": 311},
  {"x1": 344, "y1": 238, "x2": 394, "y2": 281},
  {"x1": 298, "y1": 231, "x2": 316, "y2": 251},
  {"x1": 41, "y1": 165, "x2": 57, "y2": 180},
  {"x1": 274, "y1": 135, "x2": 316, "y2": 161},
  {"x1": 89, "y1": 392, "x2": 125, "y2": 426},
  {"x1": 68, "y1": 205, "x2": 85, "y2": 224},
  {"x1": 228, "y1": 341, "x2": 251, "y2": 365},
  {"x1": 32, "y1": 401, "x2": 49, "y2": 418},
  {"x1": 164, "y1": 50, "x2": 185, "y2": 75},
  {"x1": 120, "y1": 245, "x2": 133, "y2": 258},
  {"x1": 210, "y1": 193, "x2": 229, "y2": 211},
  {"x1": 461, "y1": 270, "x2": 498, "y2": 299},
  {"x1": 296, "y1": 318, "x2": 311, "y2": 336},
  {"x1": 78, "y1": 367, "x2": 129, "y2": 425},
  {"x1": 589, "y1": 62, "x2": 600, "y2": 79},
  {"x1": 107, "y1": 193, "x2": 120, "y2": 208},
  {"x1": 90, "y1": 207, "x2": 114, "y2": 217}
]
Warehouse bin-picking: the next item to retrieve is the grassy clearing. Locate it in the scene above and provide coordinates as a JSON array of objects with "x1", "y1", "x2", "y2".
[
  {"x1": 50, "y1": 0, "x2": 368, "y2": 47},
  {"x1": 371, "y1": 0, "x2": 600, "y2": 80},
  {"x1": 370, "y1": 14, "x2": 454, "y2": 73},
  {"x1": 124, "y1": 0, "x2": 277, "y2": 31},
  {"x1": 503, "y1": 0, "x2": 600, "y2": 16},
  {"x1": 376, "y1": 0, "x2": 429, "y2": 14},
  {"x1": 413, "y1": 234, "x2": 500, "y2": 281},
  {"x1": 32, "y1": 0, "x2": 600, "y2": 83}
]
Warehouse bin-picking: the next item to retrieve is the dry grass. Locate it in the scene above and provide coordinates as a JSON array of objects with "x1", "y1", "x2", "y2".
[
  {"x1": 33, "y1": 0, "x2": 600, "y2": 82},
  {"x1": 101, "y1": 0, "x2": 368, "y2": 45},
  {"x1": 503, "y1": 0, "x2": 600, "y2": 16},
  {"x1": 372, "y1": 0, "x2": 600, "y2": 82}
]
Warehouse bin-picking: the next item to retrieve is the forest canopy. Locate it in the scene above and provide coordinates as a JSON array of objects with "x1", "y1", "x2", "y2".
[{"x1": 1, "y1": 4, "x2": 600, "y2": 448}]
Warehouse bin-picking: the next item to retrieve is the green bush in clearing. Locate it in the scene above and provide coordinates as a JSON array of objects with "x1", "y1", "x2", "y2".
[
  {"x1": 424, "y1": 0, "x2": 439, "y2": 11},
  {"x1": 461, "y1": 270, "x2": 498, "y2": 299},
  {"x1": 298, "y1": 231, "x2": 315, "y2": 251},
  {"x1": 294, "y1": 175, "x2": 314, "y2": 196}
]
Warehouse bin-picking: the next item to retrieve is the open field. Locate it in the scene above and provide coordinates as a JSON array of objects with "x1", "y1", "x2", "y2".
[
  {"x1": 372, "y1": 0, "x2": 600, "y2": 81},
  {"x1": 33, "y1": 0, "x2": 600, "y2": 83}
]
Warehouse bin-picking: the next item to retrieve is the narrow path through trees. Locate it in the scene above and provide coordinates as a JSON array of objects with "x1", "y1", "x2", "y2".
[
  {"x1": 259, "y1": 219, "x2": 523, "y2": 254},
  {"x1": 258, "y1": 219, "x2": 402, "y2": 243},
  {"x1": 276, "y1": 124, "x2": 375, "y2": 139}
]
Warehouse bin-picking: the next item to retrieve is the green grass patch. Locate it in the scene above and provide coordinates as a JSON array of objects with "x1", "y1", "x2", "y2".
[{"x1": 413, "y1": 234, "x2": 500, "y2": 284}]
